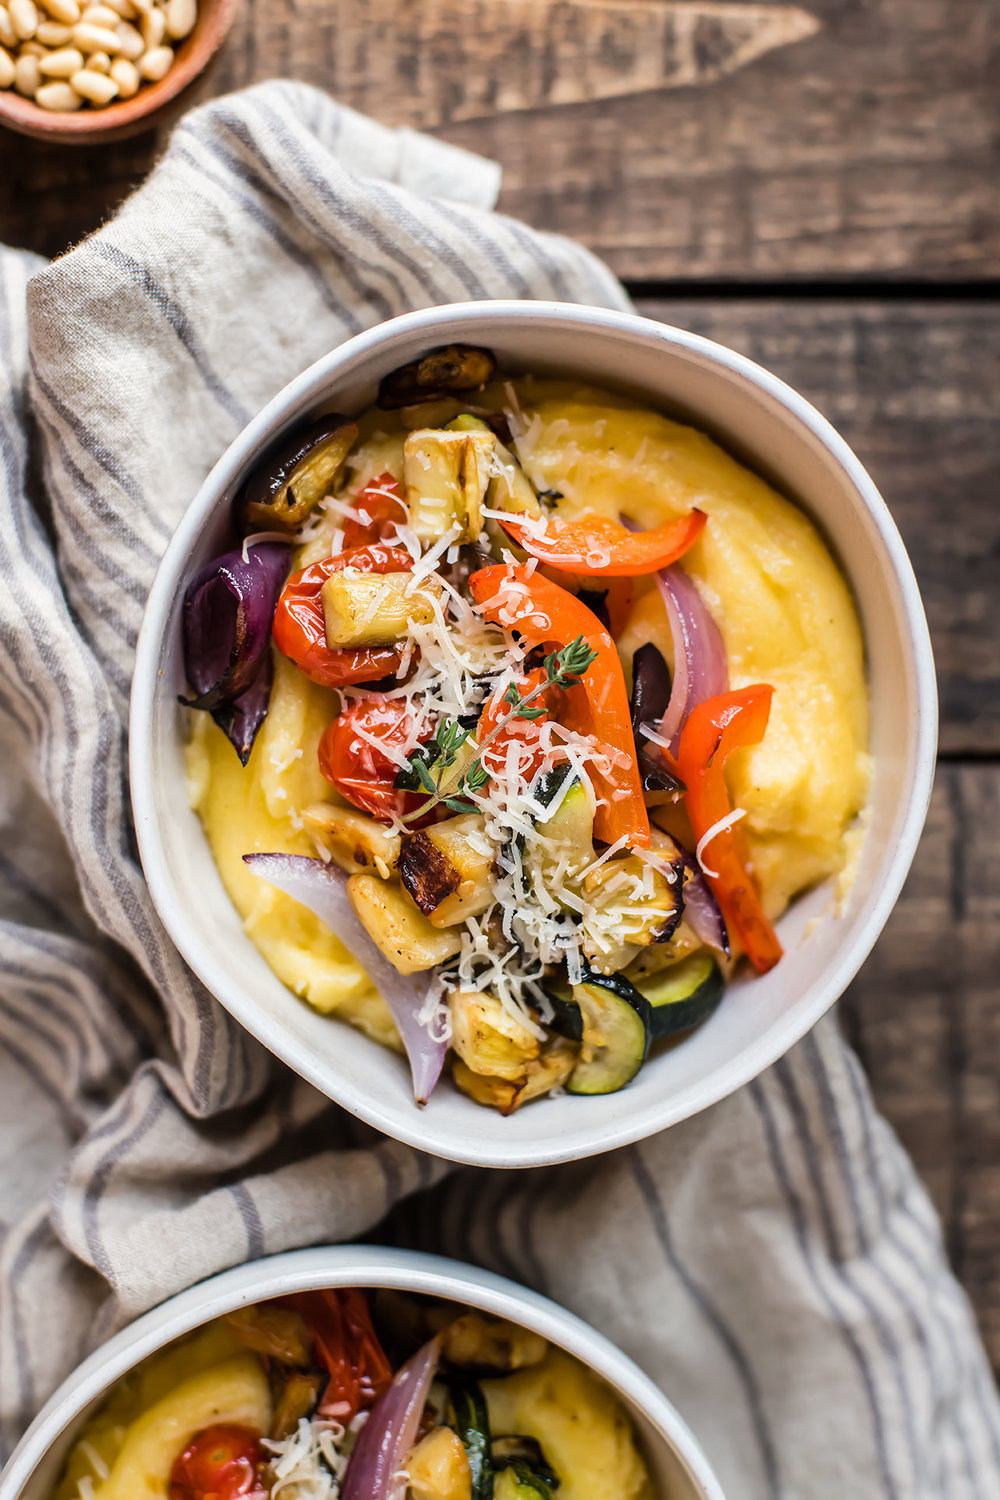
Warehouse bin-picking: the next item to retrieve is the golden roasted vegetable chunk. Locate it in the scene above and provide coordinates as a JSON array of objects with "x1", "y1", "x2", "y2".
[
  {"x1": 378, "y1": 343, "x2": 496, "y2": 409},
  {"x1": 404, "y1": 427, "x2": 495, "y2": 543},
  {"x1": 405, "y1": 1427, "x2": 472, "y2": 1500},
  {"x1": 399, "y1": 813, "x2": 492, "y2": 927},
  {"x1": 441, "y1": 1313, "x2": 547, "y2": 1374},
  {"x1": 580, "y1": 854, "x2": 683, "y2": 974},
  {"x1": 321, "y1": 570, "x2": 443, "y2": 649},
  {"x1": 239, "y1": 416, "x2": 358, "y2": 533},
  {"x1": 225, "y1": 1302, "x2": 312, "y2": 1365},
  {"x1": 449, "y1": 990, "x2": 540, "y2": 1080},
  {"x1": 453, "y1": 1039, "x2": 577, "y2": 1114},
  {"x1": 303, "y1": 803, "x2": 401, "y2": 878},
  {"x1": 348, "y1": 874, "x2": 462, "y2": 973}
]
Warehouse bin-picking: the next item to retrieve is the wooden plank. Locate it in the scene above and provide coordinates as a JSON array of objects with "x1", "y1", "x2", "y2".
[
  {"x1": 636, "y1": 298, "x2": 1000, "y2": 754},
  {"x1": 839, "y1": 762, "x2": 1000, "y2": 1374},
  {"x1": 2, "y1": 0, "x2": 998, "y2": 277}
]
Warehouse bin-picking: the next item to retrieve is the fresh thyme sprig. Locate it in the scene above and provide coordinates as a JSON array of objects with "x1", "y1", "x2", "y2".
[{"x1": 396, "y1": 635, "x2": 598, "y2": 823}]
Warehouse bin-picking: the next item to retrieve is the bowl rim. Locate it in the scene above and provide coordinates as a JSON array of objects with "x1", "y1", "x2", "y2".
[
  {"x1": 129, "y1": 298, "x2": 938, "y2": 1167},
  {"x1": 0, "y1": 1245, "x2": 727, "y2": 1500}
]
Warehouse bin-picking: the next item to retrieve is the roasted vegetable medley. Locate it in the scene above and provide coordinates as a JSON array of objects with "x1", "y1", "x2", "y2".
[
  {"x1": 53, "y1": 1289, "x2": 654, "y2": 1500},
  {"x1": 183, "y1": 343, "x2": 869, "y2": 1110}
]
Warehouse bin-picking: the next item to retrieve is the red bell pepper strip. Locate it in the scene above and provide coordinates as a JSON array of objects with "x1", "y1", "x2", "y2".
[
  {"x1": 470, "y1": 565, "x2": 650, "y2": 848},
  {"x1": 273, "y1": 544, "x2": 412, "y2": 690},
  {"x1": 497, "y1": 509, "x2": 706, "y2": 579},
  {"x1": 476, "y1": 666, "x2": 554, "y2": 784},
  {"x1": 667, "y1": 686, "x2": 783, "y2": 975},
  {"x1": 287, "y1": 1289, "x2": 393, "y2": 1423},
  {"x1": 342, "y1": 473, "x2": 407, "y2": 550},
  {"x1": 170, "y1": 1427, "x2": 267, "y2": 1500}
]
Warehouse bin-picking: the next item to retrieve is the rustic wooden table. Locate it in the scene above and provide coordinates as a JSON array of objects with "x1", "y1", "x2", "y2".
[{"x1": 2, "y1": 0, "x2": 998, "y2": 1366}]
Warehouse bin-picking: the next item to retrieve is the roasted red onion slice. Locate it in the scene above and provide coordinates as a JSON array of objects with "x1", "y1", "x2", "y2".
[
  {"x1": 242, "y1": 854, "x2": 448, "y2": 1103},
  {"x1": 681, "y1": 850, "x2": 730, "y2": 958},
  {"x1": 341, "y1": 1337, "x2": 441, "y2": 1500},
  {"x1": 655, "y1": 565, "x2": 728, "y2": 751},
  {"x1": 182, "y1": 542, "x2": 290, "y2": 762}
]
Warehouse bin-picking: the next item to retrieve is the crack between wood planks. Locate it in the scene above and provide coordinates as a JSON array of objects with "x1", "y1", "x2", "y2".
[{"x1": 626, "y1": 278, "x2": 1000, "y2": 301}]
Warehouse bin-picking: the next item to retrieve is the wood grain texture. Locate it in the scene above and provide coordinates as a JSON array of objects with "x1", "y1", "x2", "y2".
[
  {"x1": 636, "y1": 298, "x2": 1000, "y2": 754},
  {"x1": 1, "y1": 0, "x2": 998, "y2": 277},
  {"x1": 839, "y1": 762, "x2": 1000, "y2": 1372}
]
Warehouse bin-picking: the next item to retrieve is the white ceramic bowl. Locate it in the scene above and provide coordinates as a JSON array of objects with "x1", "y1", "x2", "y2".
[
  {"x1": 0, "y1": 1246, "x2": 725, "y2": 1500},
  {"x1": 130, "y1": 300, "x2": 937, "y2": 1168}
]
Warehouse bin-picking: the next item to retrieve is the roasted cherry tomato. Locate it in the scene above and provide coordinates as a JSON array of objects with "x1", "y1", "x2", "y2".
[
  {"x1": 470, "y1": 565, "x2": 649, "y2": 848},
  {"x1": 341, "y1": 473, "x2": 407, "y2": 550},
  {"x1": 170, "y1": 1426, "x2": 266, "y2": 1500},
  {"x1": 499, "y1": 509, "x2": 706, "y2": 578},
  {"x1": 273, "y1": 544, "x2": 412, "y2": 690},
  {"x1": 318, "y1": 698, "x2": 429, "y2": 822},
  {"x1": 287, "y1": 1289, "x2": 393, "y2": 1423},
  {"x1": 665, "y1": 685, "x2": 782, "y2": 975}
]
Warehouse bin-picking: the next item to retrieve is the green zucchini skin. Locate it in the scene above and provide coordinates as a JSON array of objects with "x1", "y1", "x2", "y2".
[
  {"x1": 637, "y1": 952, "x2": 725, "y2": 1039},
  {"x1": 493, "y1": 1460, "x2": 557, "y2": 1499},
  {"x1": 566, "y1": 968, "x2": 652, "y2": 1095},
  {"x1": 449, "y1": 1379, "x2": 493, "y2": 1500}
]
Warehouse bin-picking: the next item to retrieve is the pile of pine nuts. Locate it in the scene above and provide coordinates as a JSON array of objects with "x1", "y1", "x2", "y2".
[{"x1": 0, "y1": 0, "x2": 197, "y2": 111}]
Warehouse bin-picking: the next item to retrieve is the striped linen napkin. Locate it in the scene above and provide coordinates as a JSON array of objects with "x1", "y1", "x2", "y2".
[{"x1": 0, "y1": 78, "x2": 997, "y2": 1500}]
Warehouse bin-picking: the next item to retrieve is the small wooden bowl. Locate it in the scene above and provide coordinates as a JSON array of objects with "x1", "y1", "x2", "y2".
[{"x1": 0, "y1": 0, "x2": 236, "y2": 144}]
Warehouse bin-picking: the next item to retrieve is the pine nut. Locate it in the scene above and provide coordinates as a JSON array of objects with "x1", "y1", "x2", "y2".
[
  {"x1": 38, "y1": 42, "x2": 81, "y2": 70},
  {"x1": 137, "y1": 39, "x2": 168, "y2": 77},
  {"x1": 113, "y1": 16, "x2": 139, "y2": 52},
  {"x1": 137, "y1": 2, "x2": 159, "y2": 45},
  {"x1": 0, "y1": 6, "x2": 16, "y2": 46},
  {"x1": 19, "y1": 35, "x2": 45, "y2": 50},
  {"x1": 12, "y1": 48, "x2": 38, "y2": 89},
  {"x1": 80, "y1": 4, "x2": 117, "y2": 24},
  {"x1": 36, "y1": 17, "x2": 70, "y2": 40},
  {"x1": 0, "y1": 43, "x2": 13, "y2": 84},
  {"x1": 37, "y1": 0, "x2": 79, "y2": 20},
  {"x1": 87, "y1": 44, "x2": 109, "y2": 65},
  {"x1": 35, "y1": 76, "x2": 80, "y2": 105},
  {"x1": 108, "y1": 50, "x2": 134, "y2": 92},
  {"x1": 128, "y1": 0, "x2": 151, "y2": 14},
  {"x1": 9, "y1": 0, "x2": 38, "y2": 39},
  {"x1": 72, "y1": 17, "x2": 118, "y2": 47},
  {"x1": 70, "y1": 62, "x2": 115, "y2": 98},
  {"x1": 103, "y1": 0, "x2": 135, "y2": 15},
  {"x1": 163, "y1": 0, "x2": 192, "y2": 40}
]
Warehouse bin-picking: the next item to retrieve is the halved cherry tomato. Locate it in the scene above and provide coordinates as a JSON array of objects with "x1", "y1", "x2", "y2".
[
  {"x1": 170, "y1": 1426, "x2": 266, "y2": 1500},
  {"x1": 318, "y1": 697, "x2": 428, "y2": 822},
  {"x1": 498, "y1": 509, "x2": 706, "y2": 578},
  {"x1": 470, "y1": 565, "x2": 649, "y2": 848},
  {"x1": 476, "y1": 666, "x2": 553, "y2": 783},
  {"x1": 287, "y1": 1289, "x2": 392, "y2": 1423},
  {"x1": 665, "y1": 686, "x2": 783, "y2": 975},
  {"x1": 273, "y1": 544, "x2": 412, "y2": 690},
  {"x1": 342, "y1": 473, "x2": 407, "y2": 550}
]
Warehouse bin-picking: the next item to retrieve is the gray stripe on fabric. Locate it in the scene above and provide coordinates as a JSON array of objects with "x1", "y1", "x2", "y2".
[
  {"x1": 229, "y1": 1182, "x2": 265, "y2": 1259},
  {"x1": 629, "y1": 1144, "x2": 783, "y2": 1500},
  {"x1": 0, "y1": 1025, "x2": 80, "y2": 1134},
  {"x1": 361, "y1": 176, "x2": 493, "y2": 301},
  {"x1": 212, "y1": 106, "x2": 413, "y2": 315},
  {"x1": 429, "y1": 200, "x2": 534, "y2": 299},
  {"x1": 90, "y1": 243, "x2": 251, "y2": 428},
  {"x1": 749, "y1": 1076, "x2": 897, "y2": 1499},
  {"x1": 494, "y1": 215, "x2": 580, "y2": 304},
  {"x1": 0, "y1": 854, "x2": 78, "y2": 937},
  {"x1": 515, "y1": 1168, "x2": 556, "y2": 1296},
  {"x1": 172, "y1": 136, "x2": 372, "y2": 332},
  {"x1": 247, "y1": 98, "x2": 471, "y2": 306},
  {"x1": 27, "y1": 361, "x2": 152, "y2": 518},
  {"x1": 82, "y1": 1085, "x2": 169, "y2": 1279},
  {"x1": 5, "y1": 1210, "x2": 54, "y2": 1445},
  {"x1": 773, "y1": 1053, "x2": 923, "y2": 1489}
]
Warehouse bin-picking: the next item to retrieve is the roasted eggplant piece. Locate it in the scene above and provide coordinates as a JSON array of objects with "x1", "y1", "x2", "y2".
[
  {"x1": 580, "y1": 851, "x2": 684, "y2": 972},
  {"x1": 400, "y1": 814, "x2": 493, "y2": 927},
  {"x1": 225, "y1": 1302, "x2": 313, "y2": 1365},
  {"x1": 404, "y1": 427, "x2": 496, "y2": 543},
  {"x1": 321, "y1": 569, "x2": 443, "y2": 649},
  {"x1": 237, "y1": 415, "x2": 358, "y2": 534},
  {"x1": 378, "y1": 344, "x2": 496, "y2": 409},
  {"x1": 630, "y1": 643, "x2": 671, "y2": 739},
  {"x1": 347, "y1": 873, "x2": 463, "y2": 973},
  {"x1": 302, "y1": 803, "x2": 401, "y2": 878},
  {"x1": 448, "y1": 990, "x2": 540, "y2": 1081},
  {"x1": 452, "y1": 1039, "x2": 577, "y2": 1115},
  {"x1": 406, "y1": 1427, "x2": 474, "y2": 1500},
  {"x1": 442, "y1": 1314, "x2": 547, "y2": 1375},
  {"x1": 270, "y1": 1367, "x2": 328, "y2": 1440}
]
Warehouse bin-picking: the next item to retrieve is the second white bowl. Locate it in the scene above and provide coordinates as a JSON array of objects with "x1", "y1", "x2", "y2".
[{"x1": 130, "y1": 300, "x2": 937, "y2": 1168}]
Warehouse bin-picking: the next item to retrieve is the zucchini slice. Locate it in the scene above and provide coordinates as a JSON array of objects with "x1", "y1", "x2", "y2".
[
  {"x1": 636, "y1": 952, "x2": 724, "y2": 1039},
  {"x1": 449, "y1": 1379, "x2": 493, "y2": 1500},
  {"x1": 493, "y1": 1461, "x2": 556, "y2": 1500},
  {"x1": 566, "y1": 970, "x2": 652, "y2": 1096}
]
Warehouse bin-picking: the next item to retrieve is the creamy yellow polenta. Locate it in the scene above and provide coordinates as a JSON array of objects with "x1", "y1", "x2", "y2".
[{"x1": 187, "y1": 378, "x2": 869, "y2": 1033}]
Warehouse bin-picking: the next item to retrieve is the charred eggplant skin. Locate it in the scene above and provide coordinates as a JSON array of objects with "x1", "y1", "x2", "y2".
[
  {"x1": 237, "y1": 414, "x2": 358, "y2": 534},
  {"x1": 377, "y1": 344, "x2": 497, "y2": 409},
  {"x1": 399, "y1": 831, "x2": 462, "y2": 914},
  {"x1": 630, "y1": 643, "x2": 671, "y2": 740}
]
